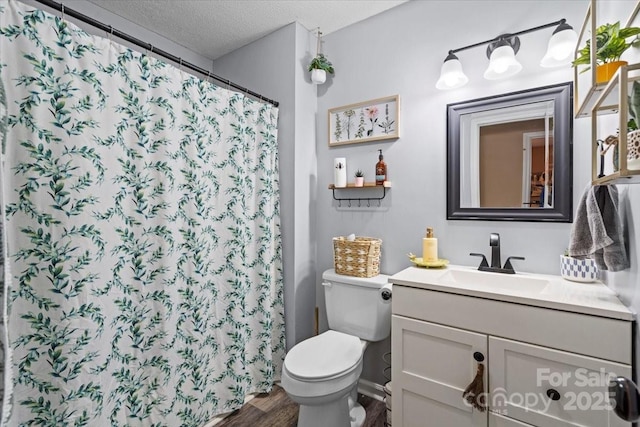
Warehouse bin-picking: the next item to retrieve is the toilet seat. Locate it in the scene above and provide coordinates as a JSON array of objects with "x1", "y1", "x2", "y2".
[{"x1": 284, "y1": 330, "x2": 362, "y2": 381}]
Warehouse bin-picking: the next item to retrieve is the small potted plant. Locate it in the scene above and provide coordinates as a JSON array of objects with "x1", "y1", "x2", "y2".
[
  {"x1": 309, "y1": 53, "x2": 334, "y2": 84},
  {"x1": 572, "y1": 22, "x2": 640, "y2": 83},
  {"x1": 627, "y1": 80, "x2": 640, "y2": 170},
  {"x1": 354, "y1": 170, "x2": 365, "y2": 187}
]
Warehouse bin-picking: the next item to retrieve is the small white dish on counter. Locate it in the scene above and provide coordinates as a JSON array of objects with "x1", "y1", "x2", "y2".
[{"x1": 560, "y1": 254, "x2": 598, "y2": 283}]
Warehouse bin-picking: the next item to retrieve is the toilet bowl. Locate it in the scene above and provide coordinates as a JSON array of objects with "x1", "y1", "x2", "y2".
[
  {"x1": 281, "y1": 269, "x2": 392, "y2": 427},
  {"x1": 281, "y1": 330, "x2": 367, "y2": 427}
]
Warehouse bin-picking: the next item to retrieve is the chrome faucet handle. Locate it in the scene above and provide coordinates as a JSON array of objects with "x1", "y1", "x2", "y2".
[
  {"x1": 489, "y1": 233, "x2": 501, "y2": 268},
  {"x1": 469, "y1": 253, "x2": 489, "y2": 268},
  {"x1": 503, "y1": 256, "x2": 525, "y2": 272}
]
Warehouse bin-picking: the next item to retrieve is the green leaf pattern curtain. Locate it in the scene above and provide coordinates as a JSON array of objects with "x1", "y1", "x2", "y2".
[{"x1": 0, "y1": 1, "x2": 285, "y2": 425}]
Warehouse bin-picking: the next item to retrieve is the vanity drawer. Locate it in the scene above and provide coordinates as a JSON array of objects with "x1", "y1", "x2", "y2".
[
  {"x1": 393, "y1": 285, "x2": 632, "y2": 364},
  {"x1": 488, "y1": 336, "x2": 631, "y2": 427}
]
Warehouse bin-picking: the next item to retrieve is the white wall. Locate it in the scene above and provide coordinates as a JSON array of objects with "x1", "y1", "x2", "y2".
[
  {"x1": 317, "y1": 0, "x2": 589, "y2": 280},
  {"x1": 293, "y1": 24, "x2": 320, "y2": 345},
  {"x1": 214, "y1": 23, "x2": 318, "y2": 349}
]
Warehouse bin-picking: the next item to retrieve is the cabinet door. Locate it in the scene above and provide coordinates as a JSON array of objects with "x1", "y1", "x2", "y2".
[
  {"x1": 392, "y1": 315, "x2": 488, "y2": 427},
  {"x1": 489, "y1": 336, "x2": 631, "y2": 427}
]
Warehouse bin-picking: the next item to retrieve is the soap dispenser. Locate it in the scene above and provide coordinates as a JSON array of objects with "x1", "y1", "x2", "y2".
[
  {"x1": 375, "y1": 149, "x2": 387, "y2": 185},
  {"x1": 422, "y1": 227, "x2": 438, "y2": 262}
]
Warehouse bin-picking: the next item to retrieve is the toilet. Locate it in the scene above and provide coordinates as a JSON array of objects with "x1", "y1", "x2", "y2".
[{"x1": 281, "y1": 269, "x2": 392, "y2": 427}]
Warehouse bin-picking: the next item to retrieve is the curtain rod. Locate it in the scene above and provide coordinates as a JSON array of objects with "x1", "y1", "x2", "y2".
[{"x1": 32, "y1": 0, "x2": 279, "y2": 107}]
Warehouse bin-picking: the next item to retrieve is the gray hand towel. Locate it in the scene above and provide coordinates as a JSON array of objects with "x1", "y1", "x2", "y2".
[{"x1": 568, "y1": 185, "x2": 629, "y2": 271}]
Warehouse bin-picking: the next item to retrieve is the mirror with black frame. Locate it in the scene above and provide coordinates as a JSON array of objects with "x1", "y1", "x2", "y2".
[{"x1": 446, "y1": 82, "x2": 573, "y2": 222}]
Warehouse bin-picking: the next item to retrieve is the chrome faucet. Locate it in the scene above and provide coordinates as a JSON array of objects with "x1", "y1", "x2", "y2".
[{"x1": 470, "y1": 233, "x2": 525, "y2": 274}]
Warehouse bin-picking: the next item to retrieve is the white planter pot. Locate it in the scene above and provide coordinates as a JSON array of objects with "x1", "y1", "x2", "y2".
[
  {"x1": 560, "y1": 255, "x2": 598, "y2": 283},
  {"x1": 311, "y1": 69, "x2": 326, "y2": 84},
  {"x1": 627, "y1": 129, "x2": 640, "y2": 170},
  {"x1": 354, "y1": 177, "x2": 364, "y2": 187}
]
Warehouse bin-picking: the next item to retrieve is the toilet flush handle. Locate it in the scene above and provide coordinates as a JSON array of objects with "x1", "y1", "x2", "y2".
[{"x1": 322, "y1": 281, "x2": 332, "y2": 288}]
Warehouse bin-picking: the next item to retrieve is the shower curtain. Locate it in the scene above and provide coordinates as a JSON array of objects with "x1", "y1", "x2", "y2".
[{"x1": 0, "y1": 1, "x2": 285, "y2": 425}]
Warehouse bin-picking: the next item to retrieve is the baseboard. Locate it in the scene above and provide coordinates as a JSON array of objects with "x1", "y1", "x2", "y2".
[{"x1": 358, "y1": 378, "x2": 386, "y2": 402}]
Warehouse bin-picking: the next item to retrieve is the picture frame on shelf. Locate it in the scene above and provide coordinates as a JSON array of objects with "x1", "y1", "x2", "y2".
[{"x1": 328, "y1": 95, "x2": 399, "y2": 146}]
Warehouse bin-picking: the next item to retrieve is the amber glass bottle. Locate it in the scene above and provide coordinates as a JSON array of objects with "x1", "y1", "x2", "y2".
[{"x1": 375, "y1": 149, "x2": 387, "y2": 185}]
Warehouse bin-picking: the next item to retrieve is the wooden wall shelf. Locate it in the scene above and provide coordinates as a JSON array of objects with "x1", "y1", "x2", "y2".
[
  {"x1": 573, "y1": 0, "x2": 640, "y2": 184},
  {"x1": 328, "y1": 181, "x2": 392, "y2": 207},
  {"x1": 590, "y1": 63, "x2": 640, "y2": 184},
  {"x1": 328, "y1": 181, "x2": 392, "y2": 189}
]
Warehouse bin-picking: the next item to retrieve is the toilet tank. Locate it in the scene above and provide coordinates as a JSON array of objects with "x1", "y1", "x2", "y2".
[{"x1": 322, "y1": 269, "x2": 391, "y2": 342}]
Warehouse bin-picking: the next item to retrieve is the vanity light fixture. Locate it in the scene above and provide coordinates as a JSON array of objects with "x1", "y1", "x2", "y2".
[{"x1": 436, "y1": 19, "x2": 578, "y2": 90}]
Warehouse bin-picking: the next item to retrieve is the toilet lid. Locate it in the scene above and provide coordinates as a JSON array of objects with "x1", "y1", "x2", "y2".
[{"x1": 285, "y1": 330, "x2": 362, "y2": 380}]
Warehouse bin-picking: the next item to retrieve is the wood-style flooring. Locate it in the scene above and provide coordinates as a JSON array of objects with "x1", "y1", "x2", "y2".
[{"x1": 213, "y1": 385, "x2": 387, "y2": 427}]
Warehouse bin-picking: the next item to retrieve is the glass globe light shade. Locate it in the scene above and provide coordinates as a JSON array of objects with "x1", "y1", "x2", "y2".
[
  {"x1": 436, "y1": 54, "x2": 469, "y2": 90},
  {"x1": 540, "y1": 25, "x2": 578, "y2": 67},
  {"x1": 484, "y1": 44, "x2": 522, "y2": 80}
]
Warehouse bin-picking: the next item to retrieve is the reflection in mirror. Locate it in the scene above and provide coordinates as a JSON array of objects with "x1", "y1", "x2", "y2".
[
  {"x1": 460, "y1": 101, "x2": 554, "y2": 208},
  {"x1": 447, "y1": 83, "x2": 572, "y2": 222}
]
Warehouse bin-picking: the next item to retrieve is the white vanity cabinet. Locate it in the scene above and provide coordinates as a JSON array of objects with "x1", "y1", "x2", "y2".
[{"x1": 390, "y1": 266, "x2": 634, "y2": 427}]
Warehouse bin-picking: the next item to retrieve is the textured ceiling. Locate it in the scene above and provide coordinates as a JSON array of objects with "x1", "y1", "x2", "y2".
[{"x1": 86, "y1": 0, "x2": 409, "y2": 60}]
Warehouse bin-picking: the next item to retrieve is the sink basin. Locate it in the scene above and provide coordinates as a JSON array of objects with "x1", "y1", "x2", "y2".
[{"x1": 438, "y1": 269, "x2": 551, "y2": 294}]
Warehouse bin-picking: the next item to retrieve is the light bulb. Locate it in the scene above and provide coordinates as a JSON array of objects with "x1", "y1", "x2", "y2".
[
  {"x1": 492, "y1": 59, "x2": 509, "y2": 74},
  {"x1": 444, "y1": 75, "x2": 459, "y2": 87}
]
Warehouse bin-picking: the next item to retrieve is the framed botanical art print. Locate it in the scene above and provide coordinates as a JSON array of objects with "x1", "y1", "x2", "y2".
[{"x1": 328, "y1": 95, "x2": 399, "y2": 146}]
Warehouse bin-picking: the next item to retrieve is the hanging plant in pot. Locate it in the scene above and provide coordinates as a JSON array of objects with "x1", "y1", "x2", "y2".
[
  {"x1": 572, "y1": 21, "x2": 640, "y2": 84},
  {"x1": 309, "y1": 54, "x2": 334, "y2": 84},
  {"x1": 309, "y1": 28, "x2": 334, "y2": 84},
  {"x1": 627, "y1": 80, "x2": 640, "y2": 170}
]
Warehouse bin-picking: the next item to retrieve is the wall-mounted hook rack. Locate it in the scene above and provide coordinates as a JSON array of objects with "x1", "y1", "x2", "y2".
[{"x1": 328, "y1": 181, "x2": 392, "y2": 207}]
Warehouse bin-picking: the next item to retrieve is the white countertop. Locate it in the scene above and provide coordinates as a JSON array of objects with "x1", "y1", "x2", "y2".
[{"x1": 389, "y1": 265, "x2": 634, "y2": 321}]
